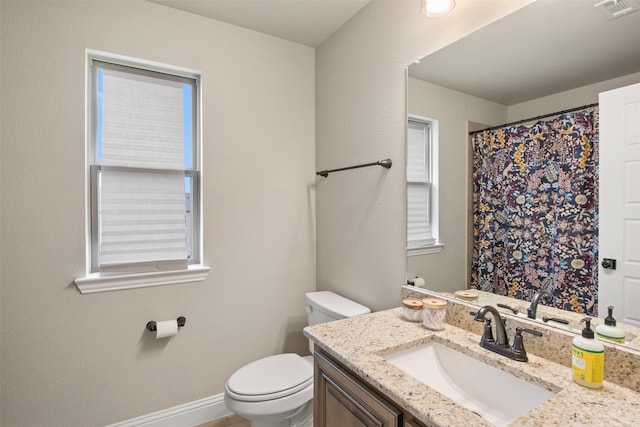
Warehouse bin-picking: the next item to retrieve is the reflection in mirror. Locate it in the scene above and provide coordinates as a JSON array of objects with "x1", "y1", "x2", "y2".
[
  {"x1": 406, "y1": 0, "x2": 640, "y2": 348},
  {"x1": 408, "y1": 286, "x2": 640, "y2": 351}
]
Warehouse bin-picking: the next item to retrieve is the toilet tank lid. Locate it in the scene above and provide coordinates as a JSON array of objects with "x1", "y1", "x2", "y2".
[{"x1": 305, "y1": 291, "x2": 371, "y2": 318}]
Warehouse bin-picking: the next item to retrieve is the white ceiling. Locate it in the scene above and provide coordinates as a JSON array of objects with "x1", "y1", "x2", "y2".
[
  {"x1": 409, "y1": 0, "x2": 640, "y2": 105},
  {"x1": 148, "y1": 0, "x2": 372, "y2": 47}
]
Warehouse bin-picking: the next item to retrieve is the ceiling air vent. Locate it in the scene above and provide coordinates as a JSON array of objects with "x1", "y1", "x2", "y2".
[{"x1": 595, "y1": 0, "x2": 640, "y2": 19}]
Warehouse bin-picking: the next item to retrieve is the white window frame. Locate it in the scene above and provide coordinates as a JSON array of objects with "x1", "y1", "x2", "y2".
[
  {"x1": 407, "y1": 116, "x2": 442, "y2": 256},
  {"x1": 75, "y1": 50, "x2": 209, "y2": 293}
]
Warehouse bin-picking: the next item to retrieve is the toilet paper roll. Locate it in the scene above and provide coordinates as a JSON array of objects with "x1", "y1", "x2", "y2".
[
  {"x1": 155, "y1": 319, "x2": 179, "y2": 339},
  {"x1": 413, "y1": 277, "x2": 426, "y2": 288}
]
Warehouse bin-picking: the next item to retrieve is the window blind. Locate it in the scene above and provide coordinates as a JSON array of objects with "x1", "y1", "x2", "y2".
[
  {"x1": 407, "y1": 121, "x2": 434, "y2": 247},
  {"x1": 407, "y1": 122, "x2": 429, "y2": 183},
  {"x1": 98, "y1": 65, "x2": 188, "y2": 271}
]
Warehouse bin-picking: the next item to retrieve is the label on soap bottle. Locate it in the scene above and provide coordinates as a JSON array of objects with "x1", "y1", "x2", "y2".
[
  {"x1": 596, "y1": 332, "x2": 625, "y2": 344},
  {"x1": 572, "y1": 344, "x2": 604, "y2": 385}
]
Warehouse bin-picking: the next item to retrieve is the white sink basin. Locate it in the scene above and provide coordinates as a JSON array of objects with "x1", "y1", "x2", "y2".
[{"x1": 384, "y1": 340, "x2": 557, "y2": 426}]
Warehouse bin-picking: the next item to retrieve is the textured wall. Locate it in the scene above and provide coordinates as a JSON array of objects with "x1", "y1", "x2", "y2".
[
  {"x1": 0, "y1": 1, "x2": 315, "y2": 425},
  {"x1": 507, "y1": 71, "x2": 640, "y2": 121},
  {"x1": 315, "y1": 0, "x2": 531, "y2": 311}
]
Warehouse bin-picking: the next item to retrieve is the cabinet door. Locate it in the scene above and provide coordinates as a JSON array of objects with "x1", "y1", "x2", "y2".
[{"x1": 314, "y1": 349, "x2": 401, "y2": 427}]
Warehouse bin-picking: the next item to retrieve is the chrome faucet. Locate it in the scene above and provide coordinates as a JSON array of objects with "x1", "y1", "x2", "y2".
[
  {"x1": 527, "y1": 289, "x2": 551, "y2": 319},
  {"x1": 473, "y1": 305, "x2": 542, "y2": 362}
]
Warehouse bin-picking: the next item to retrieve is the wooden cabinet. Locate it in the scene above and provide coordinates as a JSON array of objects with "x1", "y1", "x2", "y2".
[
  {"x1": 314, "y1": 349, "x2": 430, "y2": 427},
  {"x1": 314, "y1": 349, "x2": 401, "y2": 427}
]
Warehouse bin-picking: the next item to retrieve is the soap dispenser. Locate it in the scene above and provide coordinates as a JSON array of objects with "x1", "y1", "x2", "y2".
[
  {"x1": 596, "y1": 306, "x2": 625, "y2": 343},
  {"x1": 572, "y1": 317, "x2": 604, "y2": 389}
]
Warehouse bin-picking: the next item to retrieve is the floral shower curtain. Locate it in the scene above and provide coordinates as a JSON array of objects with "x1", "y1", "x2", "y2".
[{"x1": 471, "y1": 106, "x2": 599, "y2": 316}]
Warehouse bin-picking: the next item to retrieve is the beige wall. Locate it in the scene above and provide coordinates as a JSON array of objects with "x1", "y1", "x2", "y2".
[
  {"x1": 406, "y1": 77, "x2": 507, "y2": 292},
  {"x1": 0, "y1": 1, "x2": 315, "y2": 426},
  {"x1": 508, "y1": 71, "x2": 640, "y2": 121},
  {"x1": 315, "y1": 0, "x2": 530, "y2": 311}
]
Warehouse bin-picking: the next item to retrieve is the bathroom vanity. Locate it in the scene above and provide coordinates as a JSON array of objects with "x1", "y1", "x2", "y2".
[
  {"x1": 304, "y1": 294, "x2": 640, "y2": 426},
  {"x1": 314, "y1": 347, "x2": 426, "y2": 427}
]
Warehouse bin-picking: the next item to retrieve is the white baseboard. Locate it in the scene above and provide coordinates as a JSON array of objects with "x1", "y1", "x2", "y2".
[{"x1": 107, "y1": 393, "x2": 232, "y2": 427}]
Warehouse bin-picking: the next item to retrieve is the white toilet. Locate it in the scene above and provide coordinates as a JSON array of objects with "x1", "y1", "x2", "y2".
[{"x1": 224, "y1": 291, "x2": 371, "y2": 427}]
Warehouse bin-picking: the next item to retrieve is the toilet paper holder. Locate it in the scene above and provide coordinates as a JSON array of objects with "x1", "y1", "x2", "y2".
[{"x1": 146, "y1": 316, "x2": 186, "y2": 332}]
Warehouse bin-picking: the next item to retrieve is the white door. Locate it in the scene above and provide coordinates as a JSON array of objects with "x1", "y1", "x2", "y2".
[{"x1": 599, "y1": 82, "x2": 640, "y2": 326}]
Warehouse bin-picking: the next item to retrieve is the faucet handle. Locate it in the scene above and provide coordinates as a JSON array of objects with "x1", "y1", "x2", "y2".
[
  {"x1": 519, "y1": 327, "x2": 543, "y2": 337},
  {"x1": 481, "y1": 318, "x2": 496, "y2": 344},
  {"x1": 497, "y1": 303, "x2": 519, "y2": 314},
  {"x1": 473, "y1": 314, "x2": 498, "y2": 345},
  {"x1": 510, "y1": 327, "x2": 543, "y2": 362}
]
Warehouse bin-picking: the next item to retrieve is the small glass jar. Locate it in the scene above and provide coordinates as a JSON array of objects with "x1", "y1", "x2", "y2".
[
  {"x1": 422, "y1": 298, "x2": 447, "y2": 330},
  {"x1": 402, "y1": 298, "x2": 424, "y2": 322}
]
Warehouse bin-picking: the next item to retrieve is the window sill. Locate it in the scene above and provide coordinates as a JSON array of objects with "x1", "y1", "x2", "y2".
[
  {"x1": 75, "y1": 265, "x2": 210, "y2": 294},
  {"x1": 407, "y1": 243, "x2": 444, "y2": 256}
]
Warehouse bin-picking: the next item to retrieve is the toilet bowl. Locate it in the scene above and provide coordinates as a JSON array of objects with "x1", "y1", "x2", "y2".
[
  {"x1": 224, "y1": 353, "x2": 314, "y2": 427},
  {"x1": 223, "y1": 291, "x2": 370, "y2": 427}
]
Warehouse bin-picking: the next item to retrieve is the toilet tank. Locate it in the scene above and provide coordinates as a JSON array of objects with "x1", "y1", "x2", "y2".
[{"x1": 305, "y1": 291, "x2": 371, "y2": 326}]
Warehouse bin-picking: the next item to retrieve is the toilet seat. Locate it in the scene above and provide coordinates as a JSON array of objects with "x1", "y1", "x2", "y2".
[{"x1": 225, "y1": 353, "x2": 313, "y2": 402}]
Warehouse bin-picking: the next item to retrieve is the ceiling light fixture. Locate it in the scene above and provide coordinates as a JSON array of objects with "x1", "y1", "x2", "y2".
[{"x1": 422, "y1": 0, "x2": 456, "y2": 17}]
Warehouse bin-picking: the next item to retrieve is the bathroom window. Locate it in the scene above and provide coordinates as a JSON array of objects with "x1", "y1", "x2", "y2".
[
  {"x1": 76, "y1": 51, "x2": 208, "y2": 293},
  {"x1": 407, "y1": 117, "x2": 440, "y2": 255}
]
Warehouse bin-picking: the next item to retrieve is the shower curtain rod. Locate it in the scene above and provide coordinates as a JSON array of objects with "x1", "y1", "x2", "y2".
[
  {"x1": 316, "y1": 159, "x2": 392, "y2": 177},
  {"x1": 469, "y1": 102, "x2": 599, "y2": 135}
]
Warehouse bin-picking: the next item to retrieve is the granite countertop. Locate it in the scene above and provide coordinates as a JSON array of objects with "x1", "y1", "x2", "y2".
[{"x1": 304, "y1": 308, "x2": 640, "y2": 426}]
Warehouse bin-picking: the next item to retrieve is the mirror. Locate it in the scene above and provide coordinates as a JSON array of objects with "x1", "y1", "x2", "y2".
[{"x1": 406, "y1": 0, "x2": 640, "y2": 349}]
